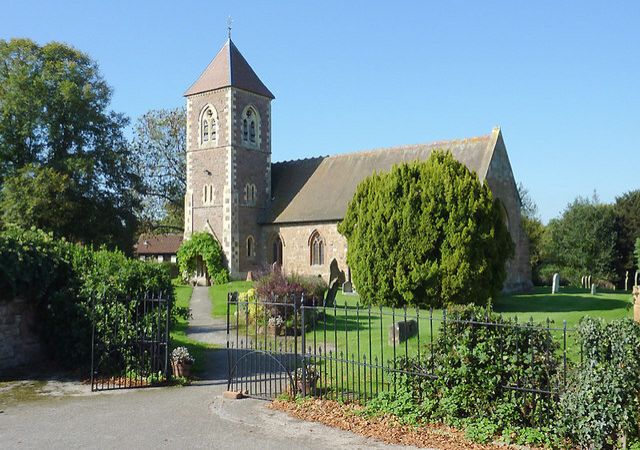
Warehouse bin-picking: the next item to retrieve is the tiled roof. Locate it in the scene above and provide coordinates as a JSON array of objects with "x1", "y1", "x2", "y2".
[
  {"x1": 184, "y1": 39, "x2": 274, "y2": 98},
  {"x1": 134, "y1": 234, "x2": 183, "y2": 255},
  {"x1": 265, "y1": 128, "x2": 500, "y2": 224}
]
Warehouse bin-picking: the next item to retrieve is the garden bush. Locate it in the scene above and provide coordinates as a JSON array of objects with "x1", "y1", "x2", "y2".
[
  {"x1": 0, "y1": 227, "x2": 174, "y2": 368},
  {"x1": 177, "y1": 232, "x2": 228, "y2": 284},
  {"x1": 365, "y1": 305, "x2": 562, "y2": 446},
  {"x1": 339, "y1": 151, "x2": 513, "y2": 308},
  {"x1": 560, "y1": 317, "x2": 640, "y2": 449}
]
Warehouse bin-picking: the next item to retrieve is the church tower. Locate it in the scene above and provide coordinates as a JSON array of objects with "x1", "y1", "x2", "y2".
[{"x1": 184, "y1": 39, "x2": 274, "y2": 278}]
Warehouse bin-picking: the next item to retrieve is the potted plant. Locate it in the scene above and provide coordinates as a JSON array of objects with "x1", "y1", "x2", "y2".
[
  {"x1": 294, "y1": 364, "x2": 319, "y2": 395},
  {"x1": 267, "y1": 315, "x2": 285, "y2": 336},
  {"x1": 171, "y1": 346, "x2": 194, "y2": 378}
]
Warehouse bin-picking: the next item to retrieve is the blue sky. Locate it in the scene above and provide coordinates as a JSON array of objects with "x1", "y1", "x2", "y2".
[{"x1": 2, "y1": 0, "x2": 638, "y2": 222}]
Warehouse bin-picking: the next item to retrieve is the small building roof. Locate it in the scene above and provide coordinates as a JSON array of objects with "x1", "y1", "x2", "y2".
[
  {"x1": 266, "y1": 128, "x2": 501, "y2": 224},
  {"x1": 184, "y1": 39, "x2": 275, "y2": 99},
  {"x1": 134, "y1": 234, "x2": 183, "y2": 255}
]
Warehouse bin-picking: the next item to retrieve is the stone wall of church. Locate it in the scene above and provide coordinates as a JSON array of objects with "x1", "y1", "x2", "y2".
[
  {"x1": 484, "y1": 134, "x2": 533, "y2": 292},
  {"x1": 261, "y1": 222, "x2": 348, "y2": 283}
]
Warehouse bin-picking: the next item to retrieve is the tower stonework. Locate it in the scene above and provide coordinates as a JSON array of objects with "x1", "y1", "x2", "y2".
[{"x1": 184, "y1": 39, "x2": 274, "y2": 278}]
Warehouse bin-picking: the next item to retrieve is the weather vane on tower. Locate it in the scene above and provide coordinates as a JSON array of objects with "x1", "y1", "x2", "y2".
[{"x1": 227, "y1": 16, "x2": 233, "y2": 39}]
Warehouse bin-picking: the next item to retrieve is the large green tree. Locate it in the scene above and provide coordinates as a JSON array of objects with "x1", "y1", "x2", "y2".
[
  {"x1": 517, "y1": 182, "x2": 546, "y2": 284},
  {"x1": 0, "y1": 38, "x2": 139, "y2": 251},
  {"x1": 130, "y1": 107, "x2": 186, "y2": 233},
  {"x1": 338, "y1": 151, "x2": 513, "y2": 308},
  {"x1": 541, "y1": 195, "x2": 619, "y2": 285},
  {"x1": 613, "y1": 190, "x2": 640, "y2": 272}
]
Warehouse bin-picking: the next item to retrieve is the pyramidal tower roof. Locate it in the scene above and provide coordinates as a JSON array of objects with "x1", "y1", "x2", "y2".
[{"x1": 184, "y1": 39, "x2": 274, "y2": 99}]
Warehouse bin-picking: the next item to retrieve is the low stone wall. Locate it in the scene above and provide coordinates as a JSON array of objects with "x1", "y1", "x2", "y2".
[
  {"x1": 0, "y1": 298, "x2": 43, "y2": 371},
  {"x1": 634, "y1": 287, "x2": 640, "y2": 323}
]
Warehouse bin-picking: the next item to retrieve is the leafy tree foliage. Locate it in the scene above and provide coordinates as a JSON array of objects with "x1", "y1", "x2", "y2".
[
  {"x1": 130, "y1": 107, "x2": 186, "y2": 233},
  {"x1": 0, "y1": 38, "x2": 139, "y2": 251},
  {"x1": 338, "y1": 151, "x2": 513, "y2": 308},
  {"x1": 517, "y1": 183, "x2": 546, "y2": 284},
  {"x1": 614, "y1": 190, "x2": 640, "y2": 272},
  {"x1": 0, "y1": 227, "x2": 173, "y2": 367},
  {"x1": 541, "y1": 195, "x2": 619, "y2": 285},
  {"x1": 177, "y1": 232, "x2": 228, "y2": 284}
]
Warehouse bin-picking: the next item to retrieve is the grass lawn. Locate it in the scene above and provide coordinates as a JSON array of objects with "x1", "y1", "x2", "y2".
[
  {"x1": 171, "y1": 281, "x2": 216, "y2": 375},
  {"x1": 214, "y1": 281, "x2": 634, "y2": 364}
]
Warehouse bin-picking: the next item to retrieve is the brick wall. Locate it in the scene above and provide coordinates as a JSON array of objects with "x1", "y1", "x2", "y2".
[{"x1": 0, "y1": 298, "x2": 42, "y2": 371}]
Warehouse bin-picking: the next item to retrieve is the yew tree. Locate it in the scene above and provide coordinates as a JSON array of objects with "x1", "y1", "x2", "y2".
[{"x1": 338, "y1": 151, "x2": 513, "y2": 308}]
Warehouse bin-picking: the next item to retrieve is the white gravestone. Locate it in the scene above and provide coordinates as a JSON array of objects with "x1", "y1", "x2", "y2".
[
  {"x1": 591, "y1": 283, "x2": 597, "y2": 295},
  {"x1": 588, "y1": 275, "x2": 592, "y2": 289},
  {"x1": 625, "y1": 271, "x2": 629, "y2": 291},
  {"x1": 552, "y1": 273, "x2": 560, "y2": 294}
]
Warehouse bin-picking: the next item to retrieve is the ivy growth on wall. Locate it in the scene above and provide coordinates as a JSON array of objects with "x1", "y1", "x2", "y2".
[{"x1": 177, "y1": 232, "x2": 229, "y2": 284}]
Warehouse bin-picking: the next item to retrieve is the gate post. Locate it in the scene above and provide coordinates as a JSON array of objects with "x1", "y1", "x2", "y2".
[
  {"x1": 165, "y1": 291, "x2": 171, "y2": 382},
  {"x1": 226, "y1": 292, "x2": 231, "y2": 390},
  {"x1": 301, "y1": 293, "x2": 306, "y2": 397}
]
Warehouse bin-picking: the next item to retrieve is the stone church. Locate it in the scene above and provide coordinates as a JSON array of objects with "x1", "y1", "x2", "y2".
[{"x1": 183, "y1": 38, "x2": 532, "y2": 292}]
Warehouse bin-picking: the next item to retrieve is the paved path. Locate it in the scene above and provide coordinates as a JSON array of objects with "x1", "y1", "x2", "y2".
[
  {"x1": 0, "y1": 286, "x2": 417, "y2": 449},
  {"x1": 186, "y1": 286, "x2": 229, "y2": 347}
]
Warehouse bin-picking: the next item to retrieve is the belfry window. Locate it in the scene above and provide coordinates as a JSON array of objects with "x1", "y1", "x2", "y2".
[
  {"x1": 246, "y1": 236, "x2": 254, "y2": 259},
  {"x1": 200, "y1": 105, "x2": 218, "y2": 145},
  {"x1": 241, "y1": 106, "x2": 259, "y2": 147},
  {"x1": 310, "y1": 231, "x2": 324, "y2": 266}
]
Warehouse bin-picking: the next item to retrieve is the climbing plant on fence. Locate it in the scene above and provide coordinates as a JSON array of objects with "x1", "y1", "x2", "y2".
[{"x1": 177, "y1": 232, "x2": 229, "y2": 284}]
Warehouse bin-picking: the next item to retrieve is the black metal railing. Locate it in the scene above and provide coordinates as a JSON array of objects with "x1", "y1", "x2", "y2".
[
  {"x1": 226, "y1": 293, "x2": 580, "y2": 402},
  {"x1": 91, "y1": 291, "x2": 171, "y2": 391}
]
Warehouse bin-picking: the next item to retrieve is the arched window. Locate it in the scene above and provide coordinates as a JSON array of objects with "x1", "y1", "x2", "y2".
[
  {"x1": 271, "y1": 235, "x2": 283, "y2": 266},
  {"x1": 241, "y1": 106, "x2": 260, "y2": 147},
  {"x1": 309, "y1": 231, "x2": 324, "y2": 266},
  {"x1": 202, "y1": 184, "x2": 214, "y2": 205},
  {"x1": 200, "y1": 105, "x2": 218, "y2": 146},
  {"x1": 244, "y1": 183, "x2": 257, "y2": 206},
  {"x1": 246, "y1": 236, "x2": 254, "y2": 259}
]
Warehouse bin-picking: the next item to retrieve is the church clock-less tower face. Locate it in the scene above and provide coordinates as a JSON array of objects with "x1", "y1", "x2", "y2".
[{"x1": 184, "y1": 39, "x2": 274, "y2": 278}]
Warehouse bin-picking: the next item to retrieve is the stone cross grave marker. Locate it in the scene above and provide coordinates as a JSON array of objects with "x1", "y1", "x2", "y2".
[{"x1": 552, "y1": 273, "x2": 560, "y2": 294}]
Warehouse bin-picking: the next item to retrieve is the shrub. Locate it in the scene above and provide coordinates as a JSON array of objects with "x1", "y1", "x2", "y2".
[
  {"x1": 338, "y1": 151, "x2": 513, "y2": 308},
  {"x1": 560, "y1": 317, "x2": 640, "y2": 449},
  {"x1": 366, "y1": 305, "x2": 561, "y2": 445},
  {"x1": 177, "y1": 232, "x2": 228, "y2": 284},
  {"x1": 0, "y1": 227, "x2": 173, "y2": 368}
]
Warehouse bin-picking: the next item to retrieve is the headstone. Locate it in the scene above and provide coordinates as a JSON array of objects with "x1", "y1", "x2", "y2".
[
  {"x1": 636, "y1": 271, "x2": 639, "y2": 287},
  {"x1": 581, "y1": 276, "x2": 585, "y2": 288},
  {"x1": 625, "y1": 271, "x2": 629, "y2": 291},
  {"x1": 388, "y1": 320, "x2": 418, "y2": 346},
  {"x1": 552, "y1": 273, "x2": 560, "y2": 294},
  {"x1": 591, "y1": 283, "x2": 597, "y2": 295},
  {"x1": 246, "y1": 271, "x2": 254, "y2": 282},
  {"x1": 342, "y1": 281, "x2": 353, "y2": 294},
  {"x1": 588, "y1": 275, "x2": 592, "y2": 289}
]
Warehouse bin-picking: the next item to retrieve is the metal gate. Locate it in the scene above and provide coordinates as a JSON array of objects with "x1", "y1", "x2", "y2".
[
  {"x1": 91, "y1": 292, "x2": 171, "y2": 391},
  {"x1": 226, "y1": 292, "x2": 304, "y2": 399}
]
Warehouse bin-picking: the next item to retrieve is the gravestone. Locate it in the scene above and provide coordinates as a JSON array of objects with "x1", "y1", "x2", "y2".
[
  {"x1": 552, "y1": 273, "x2": 560, "y2": 294},
  {"x1": 246, "y1": 271, "x2": 254, "y2": 282},
  {"x1": 636, "y1": 271, "x2": 639, "y2": 287},
  {"x1": 625, "y1": 271, "x2": 629, "y2": 291},
  {"x1": 388, "y1": 320, "x2": 418, "y2": 346},
  {"x1": 588, "y1": 275, "x2": 592, "y2": 289},
  {"x1": 342, "y1": 281, "x2": 353, "y2": 294},
  {"x1": 581, "y1": 276, "x2": 586, "y2": 289},
  {"x1": 591, "y1": 284, "x2": 597, "y2": 295}
]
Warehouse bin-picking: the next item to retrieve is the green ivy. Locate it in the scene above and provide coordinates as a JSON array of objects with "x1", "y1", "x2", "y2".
[
  {"x1": 0, "y1": 227, "x2": 174, "y2": 368},
  {"x1": 559, "y1": 317, "x2": 640, "y2": 449},
  {"x1": 177, "y1": 232, "x2": 229, "y2": 284}
]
